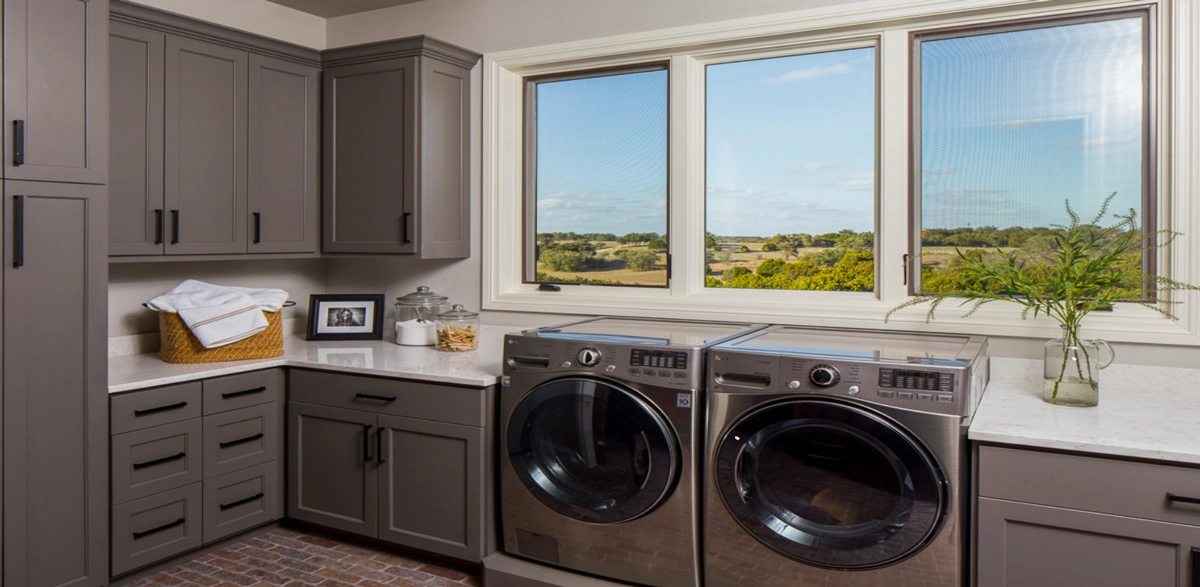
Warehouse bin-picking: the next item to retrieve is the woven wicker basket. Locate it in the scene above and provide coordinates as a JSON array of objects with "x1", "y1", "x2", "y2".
[{"x1": 158, "y1": 308, "x2": 286, "y2": 364}]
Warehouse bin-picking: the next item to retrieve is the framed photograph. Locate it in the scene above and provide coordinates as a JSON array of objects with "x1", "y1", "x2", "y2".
[{"x1": 306, "y1": 294, "x2": 385, "y2": 341}]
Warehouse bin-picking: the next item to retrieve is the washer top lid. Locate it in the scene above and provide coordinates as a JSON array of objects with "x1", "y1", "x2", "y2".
[
  {"x1": 526, "y1": 317, "x2": 765, "y2": 348},
  {"x1": 716, "y1": 325, "x2": 985, "y2": 365}
]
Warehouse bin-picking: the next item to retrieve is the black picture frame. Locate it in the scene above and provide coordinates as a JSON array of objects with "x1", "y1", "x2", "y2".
[{"x1": 306, "y1": 294, "x2": 386, "y2": 341}]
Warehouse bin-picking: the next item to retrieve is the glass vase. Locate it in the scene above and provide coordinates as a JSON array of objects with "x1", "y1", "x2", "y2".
[{"x1": 1043, "y1": 325, "x2": 1114, "y2": 407}]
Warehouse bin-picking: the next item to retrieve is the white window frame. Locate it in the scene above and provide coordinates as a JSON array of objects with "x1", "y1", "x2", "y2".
[{"x1": 483, "y1": 0, "x2": 1200, "y2": 346}]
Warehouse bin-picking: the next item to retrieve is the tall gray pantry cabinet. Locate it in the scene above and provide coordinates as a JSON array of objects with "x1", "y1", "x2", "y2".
[{"x1": 3, "y1": 0, "x2": 110, "y2": 586}]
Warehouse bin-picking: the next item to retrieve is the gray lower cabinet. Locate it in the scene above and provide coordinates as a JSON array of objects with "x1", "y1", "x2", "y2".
[
  {"x1": 3, "y1": 181, "x2": 108, "y2": 587},
  {"x1": 286, "y1": 369, "x2": 493, "y2": 562},
  {"x1": 4, "y1": 0, "x2": 109, "y2": 184},
  {"x1": 321, "y1": 39, "x2": 479, "y2": 258},
  {"x1": 108, "y1": 2, "x2": 320, "y2": 259},
  {"x1": 975, "y1": 445, "x2": 1200, "y2": 586},
  {"x1": 110, "y1": 370, "x2": 284, "y2": 577}
]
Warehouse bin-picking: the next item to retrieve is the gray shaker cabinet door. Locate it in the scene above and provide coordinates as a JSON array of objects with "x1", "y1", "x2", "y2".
[
  {"x1": 164, "y1": 35, "x2": 247, "y2": 255},
  {"x1": 976, "y1": 497, "x2": 1200, "y2": 587},
  {"x1": 248, "y1": 55, "x2": 319, "y2": 254},
  {"x1": 3, "y1": 0, "x2": 109, "y2": 184},
  {"x1": 322, "y1": 59, "x2": 417, "y2": 254},
  {"x1": 287, "y1": 402, "x2": 379, "y2": 537},
  {"x1": 109, "y1": 22, "x2": 166, "y2": 256},
  {"x1": 377, "y1": 414, "x2": 483, "y2": 563},
  {"x1": 416, "y1": 58, "x2": 472, "y2": 259},
  {"x1": 3, "y1": 181, "x2": 108, "y2": 587}
]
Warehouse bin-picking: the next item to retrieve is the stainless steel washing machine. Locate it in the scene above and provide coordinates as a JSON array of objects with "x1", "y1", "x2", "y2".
[
  {"x1": 500, "y1": 318, "x2": 766, "y2": 587},
  {"x1": 704, "y1": 326, "x2": 988, "y2": 587}
]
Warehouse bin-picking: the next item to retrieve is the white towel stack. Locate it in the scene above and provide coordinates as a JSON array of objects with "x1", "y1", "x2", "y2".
[{"x1": 147, "y1": 280, "x2": 289, "y2": 349}]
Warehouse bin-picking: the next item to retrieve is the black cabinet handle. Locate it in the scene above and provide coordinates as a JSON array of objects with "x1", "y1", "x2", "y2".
[
  {"x1": 1191, "y1": 547, "x2": 1199, "y2": 587},
  {"x1": 13, "y1": 195, "x2": 24, "y2": 268},
  {"x1": 132, "y1": 451, "x2": 187, "y2": 470},
  {"x1": 377, "y1": 428, "x2": 386, "y2": 465},
  {"x1": 132, "y1": 517, "x2": 185, "y2": 540},
  {"x1": 221, "y1": 386, "x2": 266, "y2": 399},
  {"x1": 253, "y1": 212, "x2": 261, "y2": 244},
  {"x1": 401, "y1": 212, "x2": 412, "y2": 244},
  {"x1": 355, "y1": 393, "x2": 396, "y2": 403},
  {"x1": 1167, "y1": 493, "x2": 1200, "y2": 506},
  {"x1": 218, "y1": 432, "x2": 264, "y2": 449},
  {"x1": 154, "y1": 209, "x2": 164, "y2": 245},
  {"x1": 219, "y1": 492, "x2": 264, "y2": 511},
  {"x1": 170, "y1": 210, "x2": 179, "y2": 244},
  {"x1": 363, "y1": 424, "x2": 373, "y2": 462},
  {"x1": 134, "y1": 401, "x2": 188, "y2": 417},
  {"x1": 12, "y1": 120, "x2": 24, "y2": 166}
]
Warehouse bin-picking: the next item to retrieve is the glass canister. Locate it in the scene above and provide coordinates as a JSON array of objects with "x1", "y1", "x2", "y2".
[
  {"x1": 435, "y1": 304, "x2": 479, "y2": 351},
  {"x1": 394, "y1": 286, "x2": 448, "y2": 346}
]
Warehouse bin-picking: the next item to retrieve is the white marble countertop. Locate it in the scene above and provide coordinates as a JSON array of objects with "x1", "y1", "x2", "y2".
[
  {"x1": 109, "y1": 325, "x2": 524, "y2": 393},
  {"x1": 969, "y1": 357, "x2": 1200, "y2": 464}
]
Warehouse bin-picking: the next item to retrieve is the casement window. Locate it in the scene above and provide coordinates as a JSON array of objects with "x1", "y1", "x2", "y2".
[
  {"x1": 912, "y1": 10, "x2": 1154, "y2": 296},
  {"x1": 484, "y1": 0, "x2": 1198, "y2": 345}
]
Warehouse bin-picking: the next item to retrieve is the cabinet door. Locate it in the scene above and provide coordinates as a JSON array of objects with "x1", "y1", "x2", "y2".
[
  {"x1": 164, "y1": 35, "x2": 247, "y2": 255},
  {"x1": 3, "y1": 0, "x2": 108, "y2": 184},
  {"x1": 287, "y1": 403, "x2": 378, "y2": 536},
  {"x1": 322, "y1": 59, "x2": 417, "y2": 254},
  {"x1": 377, "y1": 414, "x2": 483, "y2": 562},
  {"x1": 109, "y1": 22, "x2": 166, "y2": 256},
  {"x1": 416, "y1": 58, "x2": 471, "y2": 259},
  {"x1": 248, "y1": 55, "x2": 319, "y2": 254},
  {"x1": 3, "y1": 181, "x2": 108, "y2": 587},
  {"x1": 977, "y1": 497, "x2": 1200, "y2": 587}
]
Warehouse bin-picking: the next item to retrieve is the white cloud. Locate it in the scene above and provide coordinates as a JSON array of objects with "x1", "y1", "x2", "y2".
[
  {"x1": 766, "y1": 63, "x2": 851, "y2": 84},
  {"x1": 793, "y1": 162, "x2": 836, "y2": 172},
  {"x1": 836, "y1": 172, "x2": 875, "y2": 189}
]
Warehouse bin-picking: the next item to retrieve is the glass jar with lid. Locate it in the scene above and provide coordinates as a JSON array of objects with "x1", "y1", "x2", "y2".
[
  {"x1": 435, "y1": 304, "x2": 479, "y2": 351},
  {"x1": 394, "y1": 286, "x2": 448, "y2": 346}
]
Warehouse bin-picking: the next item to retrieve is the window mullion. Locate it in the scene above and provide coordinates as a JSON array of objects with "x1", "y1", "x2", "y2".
[
  {"x1": 878, "y1": 29, "x2": 913, "y2": 307},
  {"x1": 671, "y1": 54, "x2": 707, "y2": 298}
]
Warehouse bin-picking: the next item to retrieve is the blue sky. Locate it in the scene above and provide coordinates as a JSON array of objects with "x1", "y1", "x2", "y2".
[{"x1": 534, "y1": 15, "x2": 1144, "y2": 238}]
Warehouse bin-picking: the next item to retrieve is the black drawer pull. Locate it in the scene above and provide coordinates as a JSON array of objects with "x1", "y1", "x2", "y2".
[
  {"x1": 13, "y1": 120, "x2": 25, "y2": 166},
  {"x1": 221, "y1": 386, "x2": 267, "y2": 399},
  {"x1": 219, "y1": 433, "x2": 264, "y2": 449},
  {"x1": 132, "y1": 451, "x2": 187, "y2": 470},
  {"x1": 154, "y1": 209, "x2": 164, "y2": 245},
  {"x1": 170, "y1": 210, "x2": 180, "y2": 244},
  {"x1": 253, "y1": 212, "x2": 262, "y2": 244},
  {"x1": 134, "y1": 401, "x2": 188, "y2": 417},
  {"x1": 363, "y1": 424, "x2": 373, "y2": 462},
  {"x1": 1167, "y1": 493, "x2": 1200, "y2": 506},
  {"x1": 132, "y1": 517, "x2": 185, "y2": 540},
  {"x1": 355, "y1": 393, "x2": 396, "y2": 403},
  {"x1": 219, "y1": 492, "x2": 264, "y2": 511},
  {"x1": 13, "y1": 195, "x2": 24, "y2": 268},
  {"x1": 401, "y1": 212, "x2": 412, "y2": 244}
]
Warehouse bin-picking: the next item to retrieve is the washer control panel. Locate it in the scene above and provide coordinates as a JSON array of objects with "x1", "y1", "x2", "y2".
[
  {"x1": 879, "y1": 368, "x2": 952, "y2": 392},
  {"x1": 631, "y1": 349, "x2": 689, "y2": 370}
]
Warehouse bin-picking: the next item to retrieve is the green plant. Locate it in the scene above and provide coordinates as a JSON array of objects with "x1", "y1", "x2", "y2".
[{"x1": 886, "y1": 193, "x2": 1199, "y2": 397}]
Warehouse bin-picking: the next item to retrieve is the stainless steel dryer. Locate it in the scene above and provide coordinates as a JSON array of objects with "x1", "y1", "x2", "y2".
[
  {"x1": 704, "y1": 326, "x2": 988, "y2": 587},
  {"x1": 500, "y1": 318, "x2": 765, "y2": 587}
]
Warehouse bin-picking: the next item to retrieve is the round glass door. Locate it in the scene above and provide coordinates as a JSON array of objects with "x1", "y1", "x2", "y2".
[
  {"x1": 507, "y1": 377, "x2": 680, "y2": 524},
  {"x1": 715, "y1": 399, "x2": 945, "y2": 569}
]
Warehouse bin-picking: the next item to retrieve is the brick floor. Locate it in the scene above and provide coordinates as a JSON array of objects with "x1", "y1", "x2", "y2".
[{"x1": 123, "y1": 528, "x2": 481, "y2": 587}]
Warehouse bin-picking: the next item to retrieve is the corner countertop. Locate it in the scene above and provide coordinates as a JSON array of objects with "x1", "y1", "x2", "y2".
[
  {"x1": 109, "y1": 325, "x2": 524, "y2": 393},
  {"x1": 969, "y1": 357, "x2": 1200, "y2": 465}
]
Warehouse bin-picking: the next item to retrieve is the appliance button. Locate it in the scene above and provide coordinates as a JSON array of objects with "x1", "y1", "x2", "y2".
[
  {"x1": 936, "y1": 394, "x2": 954, "y2": 403},
  {"x1": 917, "y1": 393, "x2": 933, "y2": 401},
  {"x1": 939, "y1": 384, "x2": 953, "y2": 392},
  {"x1": 788, "y1": 380, "x2": 801, "y2": 389},
  {"x1": 897, "y1": 392, "x2": 914, "y2": 400},
  {"x1": 605, "y1": 365, "x2": 616, "y2": 373},
  {"x1": 848, "y1": 385, "x2": 860, "y2": 395},
  {"x1": 673, "y1": 371, "x2": 686, "y2": 379},
  {"x1": 628, "y1": 368, "x2": 640, "y2": 375},
  {"x1": 665, "y1": 358, "x2": 675, "y2": 368},
  {"x1": 561, "y1": 361, "x2": 571, "y2": 368},
  {"x1": 878, "y1": 390, "x2": 895, "y2": 398},
  {"x1": 659, "y1": 370, "x2": 672, "y2": 377}
]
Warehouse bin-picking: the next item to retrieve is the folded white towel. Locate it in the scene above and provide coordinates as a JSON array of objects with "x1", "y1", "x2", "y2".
[{"x1": 147, "y1": 280, "x2": 289, "y2": 349}]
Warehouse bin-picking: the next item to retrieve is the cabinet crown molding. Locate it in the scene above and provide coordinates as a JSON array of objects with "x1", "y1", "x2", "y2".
[{"x1": 321, "y1": 36, "x2": 482, "y2": 70}]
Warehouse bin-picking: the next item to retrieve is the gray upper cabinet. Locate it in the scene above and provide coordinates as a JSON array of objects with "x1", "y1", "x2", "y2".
[
  {"x1": 3, "y1": 0, "x2": 109, "y2": 184},
  {"x1": 164, "y1": 35, "x2": 248, "y2": 256},
  {"x1": 248, "y1": 55, "x2": 319, "y2": 254},
  {"x1": 4, "y1": 181, "x2": 108, "y2": 587},
  {"x1": 109, "y1": 21, "x2": 166, "y2": 256},
  {"x1": 322, "y1": 38, "x2": 479, "y2": 258}
]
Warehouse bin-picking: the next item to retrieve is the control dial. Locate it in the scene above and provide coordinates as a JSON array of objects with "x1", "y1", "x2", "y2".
[
  {"x1": 809, "y1": 364, "x2": 841, "y2": 388},
  {"x1": 577, "y1": 347, "x2": 603, "y2": 367}
]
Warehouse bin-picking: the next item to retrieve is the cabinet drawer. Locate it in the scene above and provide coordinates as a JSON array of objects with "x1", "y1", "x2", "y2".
[
  {"x1": 979, "y1": 445, "x2": 1200, "y2": 527},
  {"x1": 112, "y1": 419, "x2": 204, "y2": 505},
  {"x1": 203, "y1": 460, "x2": 282, "y2": 543},
  {"x1": 203, "y1": 402, "x2": 280, "y2": 478},
  {"x1": 111, "y1": 482, "x2": 203, "y2": 576},
  {"x1": 289, "y1": 368, "x2": 485, "y2": 427},
  {"x1": 203, "y1": 369, "x2": 283, "y2": 415},
  {"x1": 111, "y1": 382, "x2": 203, "y2": 434}
]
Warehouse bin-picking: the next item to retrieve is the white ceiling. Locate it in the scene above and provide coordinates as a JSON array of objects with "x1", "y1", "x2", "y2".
[{"x1": 264, "y1": 0, "x2": 424, "y2": 18}]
